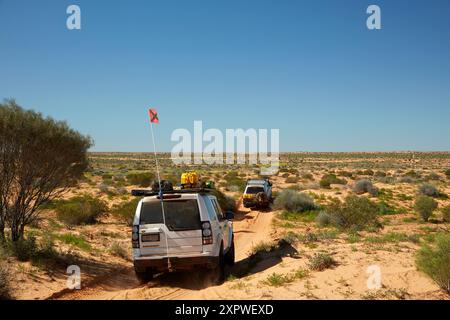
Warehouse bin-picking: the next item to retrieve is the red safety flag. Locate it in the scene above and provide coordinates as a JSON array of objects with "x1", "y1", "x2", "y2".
[{"x1": 149, "y1": 108, "x2": 159, "y2": 124}]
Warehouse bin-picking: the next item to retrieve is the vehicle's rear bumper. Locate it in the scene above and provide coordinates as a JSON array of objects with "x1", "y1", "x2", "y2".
[{"x1": 134, "y1": 255, "x2": 219, "y2": 272}]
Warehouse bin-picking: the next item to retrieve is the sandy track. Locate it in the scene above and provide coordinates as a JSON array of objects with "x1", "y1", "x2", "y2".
[{"x1": 51, "y1": 203, "x2": 275, "y2": 300}]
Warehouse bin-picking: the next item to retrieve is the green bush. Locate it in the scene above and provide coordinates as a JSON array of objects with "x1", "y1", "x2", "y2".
[
  {"x1": 378, "y1": 201, "x2": 397, "y2": 215},
  {"x1": 416, "y1": 233, "x2": 450, "y2": 293},
  {"x1": 211, "y1": 189, "x2": 236, "y2": 212},
  {"x1": 441, "y1": 205, "x2": 450, "y2": 223},
  {"x1": 274, "y1": 190, "x2": 317, "y2": 213},
  {"x1": 223, "y1": 171, "x2": 246, "y2": 192},
  {"x1": 285, "y1": 176, "x2": 299, "y2": 184},
  {"x1": 374, "y1": 171, "x2": 387, "y2": 177},
  {"x1": 315, "y1": 211, "x2": 332, "y2": 227},
  {"x1": 8, "y1": 236, "x2": 39, "y2": 261},
  {"x1": 111, "y1": 198, "x2": 141, "y2": 226},
  {"x1": 445, "y1": 169, "x2": 450, "y2": 179},
  {"x1": 301, "y1": 173, "x2": 314, "y2": 180},
  {"x1": 326, "y1": 195, "x2": 380, "y2": 231},
  {"x1": 308, "y1": 253, "x2": 337, "y2": 271},
  {"x1": 418, "y1": 183, "x2": 439, "y2": 197},
  {"x1": 414, "y1": 195, "x2": 438, "y2": 222},
  {"x1": 319, "y1": 174, "x2": 346, "y2": 189},
  {"x1": 56, "y1": 195, "x2": 107, "y2": 225},
  {"x1": 126, "y1": 172, "x2": 154, "y2": 187},
  {"x1": 353, "y1": 179, "x2": 378, "y2": 196}
]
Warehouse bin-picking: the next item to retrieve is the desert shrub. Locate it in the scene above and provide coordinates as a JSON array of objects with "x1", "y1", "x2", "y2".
[
  {"x1": 425, "y1": 172, "x2": 440, "y2": 181},
  {"x1": 98, "y1": 183, "x2": 114, "y2": 195},
  {"x1": 126, "y1": 172, "x2": 154, "y2": 187},
  {"x1": 338, "y1": 170, "x2": 353, "y2": 178},
  {"x1": 378, "y1": 201, "x2": 397, "y2": 215},
  {"x1": 326, "y1": 195, "x2": 380, "y2": 231},
  {"x1": 319, "y1": 174, "x2": 346, "y2": 189},
  {"x1": 440, "y1": 205, "x2": 450, "y2": 223},
  {"x1": 56, "y1": 195, "x2": 107, "y2": 225},
  {"x1": 374, "y1": 171, "x2": 387, "y2": 177},
  {"x1": 8, "y1": 236, "x2": 39, "y2": 261},
  {"x1": 115, "y1": 187, "x2": 128, "y2": 195},
  {"x1": 111, "y1": 197, "x2": 141, "y2": 226},
  {"x1": 361, "y1": 169, "x2": 374, "y2": 176},
  {"x1": 414, "y1": 195, "x2": 438, "y2": 222},
  {"x1": 109, "y1": 242, "x2": 128, "y2": 260},
  {"x1": 315, "y1": 211, "x2": 332, "y2": 227},
  {"x1": 301, "y1": 173, "x2": 314, "y2": 180},
  {"x1": 308, "y1": 253, "x2": 337, "y2": 271},
  {"x1": 211, "y1": 189, "x2": 236, "y2": 212},
  {"x1": 223, "y1": 171, "x2": 246, "y2": 192},
  {"x1": 0, "y1": 255, "x2": 11, "y2": 300},
  {"x1": 273, "y1": 190, "x2": 317, "y2": 213},
  {"x1": 445, "y1": 169, "x2": 450, "y2": 179},
  {"x1": 416, "y1": 233, "x2": 450, "y2": 293},
  {"x1": 101, "y1": 173, "x2": 113, "y2": 181},
  {"x1": 404, "y1": 170, "x2": 421, "y2": 178},
  {"x1": 287, "y1": 184, "x2": 301, "y2": 191},
  {"x1": 285, "y1": 176, "x2": 299, "y2": 184},
  {"x1": 353, "y1": 179, "x2": 378, "y2": 196},
  {"x1": 418, "y1": 183, "x2": 440, "y2": 198}
]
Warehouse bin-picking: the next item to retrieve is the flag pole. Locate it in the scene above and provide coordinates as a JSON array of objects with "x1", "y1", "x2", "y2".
[{"x1": 149, "y1": 114, "x2": 171, "y2": 270}]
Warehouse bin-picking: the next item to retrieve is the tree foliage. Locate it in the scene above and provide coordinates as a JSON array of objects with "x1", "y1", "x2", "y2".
[{"x1": 0, "y1": 99, "x2": 92, "y2": 241}]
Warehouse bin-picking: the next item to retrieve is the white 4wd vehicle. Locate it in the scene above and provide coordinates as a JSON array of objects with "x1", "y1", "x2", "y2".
[{"x1": 131, "y1": 189, "x2": 235, "y2": 283}]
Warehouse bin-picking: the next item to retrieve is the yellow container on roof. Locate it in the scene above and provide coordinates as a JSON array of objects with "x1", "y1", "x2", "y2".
[{"x1": 181, "y1": 171, "x2": 199, "y2": 186}]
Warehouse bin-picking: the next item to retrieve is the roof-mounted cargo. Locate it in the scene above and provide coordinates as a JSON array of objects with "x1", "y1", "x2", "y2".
[{"x1": 131, "y1": 188, "x2": 213, "y2": 197}]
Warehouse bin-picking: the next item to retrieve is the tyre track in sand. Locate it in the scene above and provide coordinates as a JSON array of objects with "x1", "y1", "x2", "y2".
[{"x1": 50, "y1": 202, "x2": 275, "y2": 300}]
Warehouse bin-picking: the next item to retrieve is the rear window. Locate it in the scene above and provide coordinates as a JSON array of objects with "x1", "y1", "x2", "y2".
[
  {"x1": 245, "y1": 186, "x2": 264, "y2": 194},
  {"x1": 140, "y1": 199, "x2": 201, "y2": 231}
]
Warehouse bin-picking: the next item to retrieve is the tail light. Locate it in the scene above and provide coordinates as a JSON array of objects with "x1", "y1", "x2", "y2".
[
  {"x1": 202, "y1": 221, "x2": 213, "y2": 245},
  {"x1": 132, "y1": 225, "x2": 140, "y2": 248}
]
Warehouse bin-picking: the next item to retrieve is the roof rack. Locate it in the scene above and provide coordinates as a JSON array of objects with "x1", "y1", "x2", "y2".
[{"x1": 131, "y1": 188, "x2": 213, "y2": 197}]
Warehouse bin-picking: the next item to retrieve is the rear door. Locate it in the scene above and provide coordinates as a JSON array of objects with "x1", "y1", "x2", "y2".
[{"x1": 139, "y1": 196, "x2": 203, "y2": 257}]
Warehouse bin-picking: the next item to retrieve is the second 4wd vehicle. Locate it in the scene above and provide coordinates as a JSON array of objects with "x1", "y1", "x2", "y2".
[
  {"x1": 131, "y1": 188, "x2": 235, "y2": 284},
  {"x1": 243, "y1": 179, "x2": 273, "y2": 209}
]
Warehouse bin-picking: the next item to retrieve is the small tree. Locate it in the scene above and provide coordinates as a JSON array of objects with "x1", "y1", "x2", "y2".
[
  {"x1": 0, "y1": 100, "x2": 92, "y2": 241},
  {"x1": 414, "y1": 195, "x2": 438, "y2": 222}
]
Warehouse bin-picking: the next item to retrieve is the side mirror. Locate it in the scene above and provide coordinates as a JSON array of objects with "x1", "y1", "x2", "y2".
[{"x1": 225, "y1": 211, "x2": 235, "y2": 220}]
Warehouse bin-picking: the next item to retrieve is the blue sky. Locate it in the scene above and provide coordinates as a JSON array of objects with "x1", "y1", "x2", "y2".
[{"x1": 1, "y1": 0, "x2": 449, "y2": 152}]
